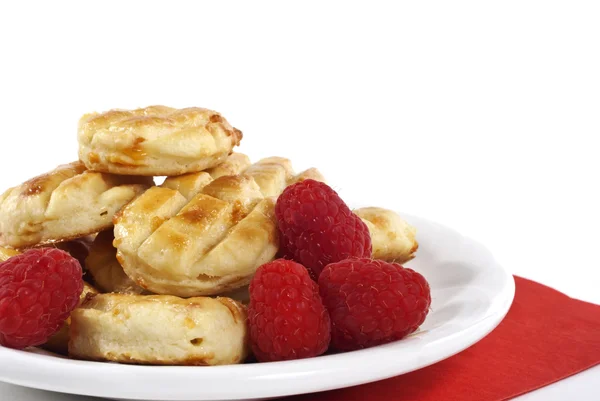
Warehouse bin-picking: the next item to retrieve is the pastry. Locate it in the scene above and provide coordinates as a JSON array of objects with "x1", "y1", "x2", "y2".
[
  {"x1": 114, "y1": 176, "x2": 278, "y2": 297},
  {"x1": 0, "y1": 162, "x2": 152, "y2": 249},
  {"x1": 205, "y1": 152, "x2": 252, "y2": 179},
  {"x1": 242, "y1": 157, "x2": 294, "y2": 197},
  {"x1": 355, "y1": 207, "x2": 418, "y2": 264},
  {"x1": 42, "y1": 282, "x2": 98, "y2": 355},
  {"x1": 69, "y1": 294, "x2": 248, "y2": 366},
  {"x1": 0, "y1": 246, "x2": 20, "y2": 262},
  {"x1": 114, "y1": 158, "x2": 325, "y2": 297},
  {"x1": 85, "y1": 230, "x2": 146, "y2": 294},
  {"x1": 161, "y1": 152, "x2": 251, "y2": 200},
  {"x1": 78, "y1": 106, "x2": 243, "y2": 176},
  {"x1": 161, "y1": 154, "x2": 321, "y2": 201},
  {"x1": 243, "y1": 157, "x2": 326, "y2": 197},
  {"x1": 287, "y1": 167, "x2": 326, "y2": 186}
]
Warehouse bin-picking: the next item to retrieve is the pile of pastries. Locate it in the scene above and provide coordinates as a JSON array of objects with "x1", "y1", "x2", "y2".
[{"x1": 0, "y1": 106, "x2": 418, "y2": 365}]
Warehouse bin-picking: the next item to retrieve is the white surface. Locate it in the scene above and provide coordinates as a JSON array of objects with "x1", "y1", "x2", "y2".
[
  {"x1": 0, "y1": 214, "x2": 516, "y2": 400},
  {"x1": 0, "y1": 1, "x2": 598, "y2": 400}
]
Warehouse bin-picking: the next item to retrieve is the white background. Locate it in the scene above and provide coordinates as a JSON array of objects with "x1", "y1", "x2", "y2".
[{"x1": 0, "y1": 1, "x2": 598, "y2": 400}]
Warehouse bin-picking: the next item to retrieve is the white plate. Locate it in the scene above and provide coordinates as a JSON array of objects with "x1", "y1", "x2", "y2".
[{"x1": 0, "y1": 213, "x2": 515, "y2": 401}]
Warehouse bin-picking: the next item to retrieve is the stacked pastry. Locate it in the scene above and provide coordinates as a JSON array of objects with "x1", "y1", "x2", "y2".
[{"x1": 0, "y1": 106, "x2": 418, "y2": 366}]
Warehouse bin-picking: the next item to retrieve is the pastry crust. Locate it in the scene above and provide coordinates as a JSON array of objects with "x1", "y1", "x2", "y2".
[
  {"x1": 0, "y1": 162, "x2": 152, "y2": 249},
  {"x1": 85, "y1": 230, "x2": 146, "y2": 294},
  {"x1": 288, "y1": 167, "x2": 326, "y2": 186},
  {"x1": 42, "y1": 282, "x2": 99, "y2": 355},
  {"x1": 355, "y1": 207, "x2": 418, "y2": 264},
  {"x1": 205, "y1": 152, "x2": 252, "y2": 179},
  {"x1": 161, "y1": 152, "x2": 251, "y2": 200},
  {"x1": 69, "y1": 293, "x2": 248, "y2": 366},
  {"x1": 114, "y1": 158, "x2": 325, "y2": 297},
  {"x1": 78, "y1": 106, "x2": 243, "y2": 176},
  {"x1": 0, "y1": 246, "x2": 20, "y2": 262},
  {"x1": 114, "y1": 177, "x2": 278, "y2": 297}
]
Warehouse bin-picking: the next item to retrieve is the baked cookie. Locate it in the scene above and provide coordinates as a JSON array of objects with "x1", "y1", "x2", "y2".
[
  {"x1": 42, "y1": 282, "x2": 98, "y2": 355},
  {"x1": 0, "y1": 162, "x2": 152, "y2": 249},
  {"x1": 85, "y1": 230, "x2": 146, "y2": 294},
  {"x1": 69, "y1": 294, "x2": 248, "y2": 366},
  {"x1": 355, "y1": 207, "x2": 418, "y2": 264},
  {"x1": 114, "y1": 158, "x2": 325, "y2": 297},
  {"x1": 78, "y1": 106, "x2": 243, "y2": 176}
]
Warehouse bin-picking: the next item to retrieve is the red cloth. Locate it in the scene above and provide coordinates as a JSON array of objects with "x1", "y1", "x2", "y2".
[{"x1": 290, "y1": 276, "x2": 600, "y2": 401}]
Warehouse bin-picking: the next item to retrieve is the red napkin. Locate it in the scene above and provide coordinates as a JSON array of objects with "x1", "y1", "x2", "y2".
[{"x1": 290, "y1": 276, "x2": 600, "y2": 401}]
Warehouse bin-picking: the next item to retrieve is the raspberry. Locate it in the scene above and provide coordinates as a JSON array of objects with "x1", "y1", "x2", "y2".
[
  {"x1": 275, "y1": 179, "x2": 372, "y2": 279},
  {"x1": 319, "y1": 258, "x2": 431, "y2": 351},
  {"x1": 0, "y1": 248, "x2": 84, "y2": 349},
  {"x1": 248, "y1": 259, "x2": 331, "y2": 362}
]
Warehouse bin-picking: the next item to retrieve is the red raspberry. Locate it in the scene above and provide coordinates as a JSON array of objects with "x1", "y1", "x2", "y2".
[
  {"x1": 319, "y1": 258, "x2": 431, "y2": 351},
  {"x1": 248, "y1": 259, "x2": 331, "y2": 362},
  {"x1": 0, "y1": 248, "x2": 83, "y2": 349},
  {"x1": 275, "y1": 179, "x2": 372, "y2": 279}
]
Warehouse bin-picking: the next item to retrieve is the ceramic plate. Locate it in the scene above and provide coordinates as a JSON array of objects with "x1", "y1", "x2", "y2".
[{"x1": 0, "y1": 212, "x2": 515, "y2": 401}]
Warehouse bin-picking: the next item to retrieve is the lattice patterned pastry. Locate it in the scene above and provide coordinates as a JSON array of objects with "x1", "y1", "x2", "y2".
[
  {"x1": 114, "y1": 157, "x2": 324, "y2": 297},
  {"x1": 78, "y1": 106, "x2": 243, "y2": 176},
  {"x1": 0, "y1": 162, "x2": 152, "y2": 249},
  {"x1": 161, "y1": 152, "x2": 251, "y2": 200},
  {"x1": 69, "y1": 293, "x2": 248, "y2": 366},
  {"x1": 163, "y1": 155, "x2": 325, "y2": 200},
  {"x1": 82, "y1": 154, "x2": 253, "y2": 295}
]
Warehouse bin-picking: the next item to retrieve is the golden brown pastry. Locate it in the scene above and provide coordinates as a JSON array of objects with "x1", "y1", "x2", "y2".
[
  {"x1": 237, "y1": 156, "x2": 326, "y2": 197},
  {"x1": 42, "y1": 282, "x2": 98, "y2": 355},
  {"x1": 355, "y1": 207, "x2": 418, "y2": 264},
  {"x1": 78, "y1": 106, "x2": 243, "y2": 176},
  {"x1": 161, "y1": 152, "x2": 251, "y2": 200},
  {"x1": 114, "y1": 176, "x2": 278, "y2": 297},
  {"x1": 0, "y1": 162, "x2": 152, "y2": 249},
  {"x1": 115, "y1": 158, "x2": 324, "y2": 297},
  {"x1": 288, "y1": 167, "x2": 326, "y2": 186},
  {"x1": 85, "y1": 230, "x2": 146, "y2": 294},
  {"x1": 205, "y1": 152, "x2": 252, "y2": 179},
  {"x1": 0, "y1": 246, "x2": 20, "y2": 262},
  {"x1": 242, "y1": 157, "x2": 294, "y2": 197},
  {"x1": 69, "y1": 294, "x2": 248, "y2": 366}
]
